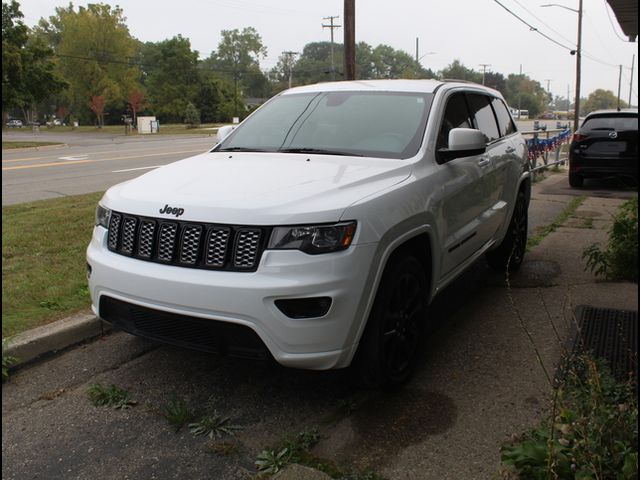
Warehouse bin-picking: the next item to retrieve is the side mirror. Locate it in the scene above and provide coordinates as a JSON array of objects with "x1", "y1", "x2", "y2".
[
  {"x1": 216, "y1": 125, "x2": 237, "y2": 143},
  {"x1": 438, "y1": 128, "x2": 486, "y2": 162}
]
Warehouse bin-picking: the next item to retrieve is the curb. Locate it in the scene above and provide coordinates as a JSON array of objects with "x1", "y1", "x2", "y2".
[{"x1": 4, "y1": 312, "x2": 111, "y2": 368}]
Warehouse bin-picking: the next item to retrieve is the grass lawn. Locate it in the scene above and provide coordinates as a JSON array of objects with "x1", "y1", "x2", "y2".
[
  {"x1": 2, "y1": 141, "x2": 64, "y2": 149},
  {"x1": 2, "y1": 192, "x2": 103, "y2": 338}
]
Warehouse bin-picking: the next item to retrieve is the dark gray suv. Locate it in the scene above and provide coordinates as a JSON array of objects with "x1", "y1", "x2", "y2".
[{"x1": 569, "y1": 109, "x2": 638, "y2": 187}]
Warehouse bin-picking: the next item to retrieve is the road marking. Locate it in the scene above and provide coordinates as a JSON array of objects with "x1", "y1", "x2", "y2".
[
  {"x1": 112, "y1": 165, "x2": 164, "y2": 173},
  {"x1": 59, "y1": 155, "x2": 89, "y2": 161},
  {"x1": 2, "y1": 149, "x2": 205, "y2": 171}
]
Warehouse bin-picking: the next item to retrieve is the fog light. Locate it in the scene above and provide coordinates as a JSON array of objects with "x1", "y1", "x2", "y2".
[
  {"x1": 86, "y1": 262, "x2": 92, "y2": 279},
  {"x1": 274, "y1": 297, "x2": 332, "y2": 319}
]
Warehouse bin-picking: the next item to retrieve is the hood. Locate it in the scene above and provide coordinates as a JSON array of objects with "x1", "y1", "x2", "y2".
[{"x1": 102, "y1": 151, "x2": 412, "y2": 225}]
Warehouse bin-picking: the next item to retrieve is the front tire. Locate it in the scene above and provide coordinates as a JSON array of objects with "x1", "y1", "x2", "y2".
[
  {"x1": 487, "y1": 190, "x2": 528, "y2": 272},
  {"x1": 355, "y1": 253, "x2": 428, "y2": 388}
]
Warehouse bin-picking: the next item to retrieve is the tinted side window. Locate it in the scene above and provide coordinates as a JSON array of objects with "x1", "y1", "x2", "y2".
[
  {"x1": 467, "y1": 93, "x2": 500, "y2": 143},
  {"x1": 437, "y1": 92, "x2": 473, "y2": 149},
  {"x1": 491, "y1": 98, "x2": 517, "y2": 137}
]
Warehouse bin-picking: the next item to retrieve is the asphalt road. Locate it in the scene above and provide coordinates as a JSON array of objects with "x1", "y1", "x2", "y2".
[{"x1": 2, "y1": 131, "x2": 218, "y2": 205}]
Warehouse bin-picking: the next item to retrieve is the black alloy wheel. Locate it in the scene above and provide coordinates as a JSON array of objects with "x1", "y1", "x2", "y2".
[{"x1": 356, "y1": 254, "x2": 428, "y2": 388}]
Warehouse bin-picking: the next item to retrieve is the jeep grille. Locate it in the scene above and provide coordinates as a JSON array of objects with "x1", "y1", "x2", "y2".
[{"x1": 107, "y1": 211, "x2": 268, "y2": 272}]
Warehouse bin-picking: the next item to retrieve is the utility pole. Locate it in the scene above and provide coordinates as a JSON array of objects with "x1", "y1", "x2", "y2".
[
  {"x1": 478, "y1": 64, "x2": 491, "y2": 85},
  {"x1": 282, "y1": 51, "x2": 299, "y2": 89},
  {"x1": 573, "y1": 0, "x2": 583, "y2": 132},
  {"x1": 322, "y1": 15, "x2": 341, "y2": 81},
  {"x1": 544, "y1": 79, "x2": 552, "y2": 110},
  {"x1": 629, "y1": 54, "x2": 635, "y2": 107},
  {"x1": 415, "y1": 37, "x2": 419, "y2": 64},
  {"x1": 617, "y1": 64, "x2": 623, "y2": 111},
  {"x1": 344, "y1": 0, "x2": 356, "y2": 80}
]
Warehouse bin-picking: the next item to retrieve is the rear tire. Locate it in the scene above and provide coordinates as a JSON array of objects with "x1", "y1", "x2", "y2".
[
  {"x1": 355, "y1": 253, "x2": 428, "y2": 388},
  {"x1": 487, "y1": 190, "x2": 528, "y2": 272},
  {"x1": 569, "y1": 173, "x2": 584, "y2": 188}
]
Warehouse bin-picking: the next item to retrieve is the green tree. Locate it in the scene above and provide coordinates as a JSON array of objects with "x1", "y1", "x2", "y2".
[
  {"x1": 36, "y1": 3, "x2": 138, "y2": 123},
  {"x1": 183, "y1": 102, "x2": 200, "y2": 127},
  {"x1": 503, "y1": 74, "x2": 548, "y2": 116},
  {"x1": 582, "y1": 89, "x2": 628, "y2": 114},
  {"x1": 196, "y1": 77, "x2": 235, "y2": 123},
  {"x1": 2, "y1": 1, "x2": 66, "y2": 123},
  {"x1": 139, "y1": 35, "x2": 200, "y2": 122},
  {"x1": 205, "y1": 27, "x2": 269, "y2": 113},
  {"x1": 439, "y1": 59, "x2": 483, "y2": 83}
]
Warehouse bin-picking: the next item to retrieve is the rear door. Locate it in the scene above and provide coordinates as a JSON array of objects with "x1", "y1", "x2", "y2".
[{"x1": 465, "y1": 93, "x2": 513, "y2": 241}]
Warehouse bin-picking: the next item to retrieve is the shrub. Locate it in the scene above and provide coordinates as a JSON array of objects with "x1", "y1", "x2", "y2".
[
  {"x1": 501, "y1": 355, "x2": 638, "y2": 479},
  {"x1": 184, "y1": 102, "x2": 201, "y2": 128},
  {"x1": 583, "y1": 197, "x2": 638, "y2": 282}
]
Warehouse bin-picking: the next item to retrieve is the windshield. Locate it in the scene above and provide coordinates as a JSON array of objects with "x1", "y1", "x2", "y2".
[{"x1": 215, "y1": 91, "x2": 434, "y2": 159}]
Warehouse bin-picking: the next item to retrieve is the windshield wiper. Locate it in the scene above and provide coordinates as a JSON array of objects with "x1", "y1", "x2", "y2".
[{"x1": 279, "y1": 147, "x2": 363, "y2": 157}]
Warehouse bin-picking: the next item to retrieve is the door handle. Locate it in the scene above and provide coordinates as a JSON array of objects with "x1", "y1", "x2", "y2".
[
  {"x1": 478, "y1": 157, "x2": 491, "y2": 167},
  {"x1": 506, "y1": 146, "x2": 516, "y2": 154}
]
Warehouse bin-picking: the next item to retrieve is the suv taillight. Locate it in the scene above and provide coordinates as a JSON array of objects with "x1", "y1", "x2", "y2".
[{"x1": 572, "y1": 133, "x2": 587, "y2": 142}]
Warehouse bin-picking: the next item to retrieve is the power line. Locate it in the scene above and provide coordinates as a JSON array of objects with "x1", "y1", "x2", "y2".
[
  {"x1": 492, "y1": 0, "x2": 573, "y2": 51},
  {"x1": 495, "y1": 0, "x2": 632, "y2": 71},
  {"x1": 508, "y1": 0, "x2": 576, "y2": 47}
]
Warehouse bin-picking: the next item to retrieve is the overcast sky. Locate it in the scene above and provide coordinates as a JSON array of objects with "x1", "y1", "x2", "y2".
[{"x1": 19, "y1": 0, "x2": 639, "y2": 105}]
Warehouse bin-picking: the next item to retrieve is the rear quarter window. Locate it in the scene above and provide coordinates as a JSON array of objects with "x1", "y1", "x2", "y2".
[{"x1": 491, "y1": 98, "x2": 517, "y2": 137}]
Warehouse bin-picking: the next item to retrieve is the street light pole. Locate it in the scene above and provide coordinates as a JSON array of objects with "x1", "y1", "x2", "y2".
[
  {"x1": 541, "y1": 2, "x2": 582, "y2": 131},
  {"x1": 574, "y1": 0, "x2": 583, "y2": 131}
]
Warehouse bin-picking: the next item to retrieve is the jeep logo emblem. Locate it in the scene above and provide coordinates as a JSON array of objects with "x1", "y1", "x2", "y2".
[{"x1": 159, "y1": 204, "x2": 185, "y2": 217}]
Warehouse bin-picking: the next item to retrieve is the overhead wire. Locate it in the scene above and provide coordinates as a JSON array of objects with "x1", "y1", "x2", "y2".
[
  {"x1": 497, "y1": 0, "x2": 633, "y2": 71},
  {"x1": 508, "y1": 0, "x2": 577, "y2": 47},
  {"x1": 492, "y1": 0, "x2": 574, "y2": 50}
]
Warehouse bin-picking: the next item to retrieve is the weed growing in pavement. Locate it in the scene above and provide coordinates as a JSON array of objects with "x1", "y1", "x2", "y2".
[
  {"x1": 255, "y1": 447, "x2": 293, "y2": 476},
  {"x1": 86, "y1": 383, "x2": 137, "y2": 409},
  {"x1": 188, "y1": 411, "x2": 242, "y2": 439},
  {"x1": 583, "y1": 196, "x2": 638, "y2": 282},
  {"x1": 526, "y1": 196, "x2": 586, "y2": 251},
  {"x1": 162, "y1": 394, "x2": 195, "y2": 432},
  {"x1": 254, "y1": 427, "x2": 387, "y2": 479},
  {"x1": 500, "y1": 355, "x2": 638, "y2": 479},
  {"x1": 2, "y1": 338, "x2": 17, "y2": 382}
]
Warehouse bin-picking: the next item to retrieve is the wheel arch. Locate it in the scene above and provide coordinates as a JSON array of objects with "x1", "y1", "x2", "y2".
[{"x1": 345, "y1": 225, "x2": 436, "y2": 367}]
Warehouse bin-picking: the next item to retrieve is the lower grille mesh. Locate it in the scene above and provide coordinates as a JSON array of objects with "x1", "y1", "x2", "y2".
[{"x1": 100, "y1": 296, "x2": 270, "y2": 360}]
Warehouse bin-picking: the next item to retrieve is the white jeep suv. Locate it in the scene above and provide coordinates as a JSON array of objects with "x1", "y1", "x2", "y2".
[{"x1": 87, "y1": 79, "x2": 530, "y2": 386}]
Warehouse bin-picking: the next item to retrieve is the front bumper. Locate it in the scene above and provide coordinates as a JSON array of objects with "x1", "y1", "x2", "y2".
[{"x1": 87, "y1": 227, "x2": 377, "y2": 370}]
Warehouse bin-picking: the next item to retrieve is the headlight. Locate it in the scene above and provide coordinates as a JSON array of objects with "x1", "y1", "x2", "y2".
[
  {"x1": 268, "y1": 221, "x2": 356, "y2": 254},
  {"x1": 95, "y1": 204, "x2": 111, "y2": 229}
]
